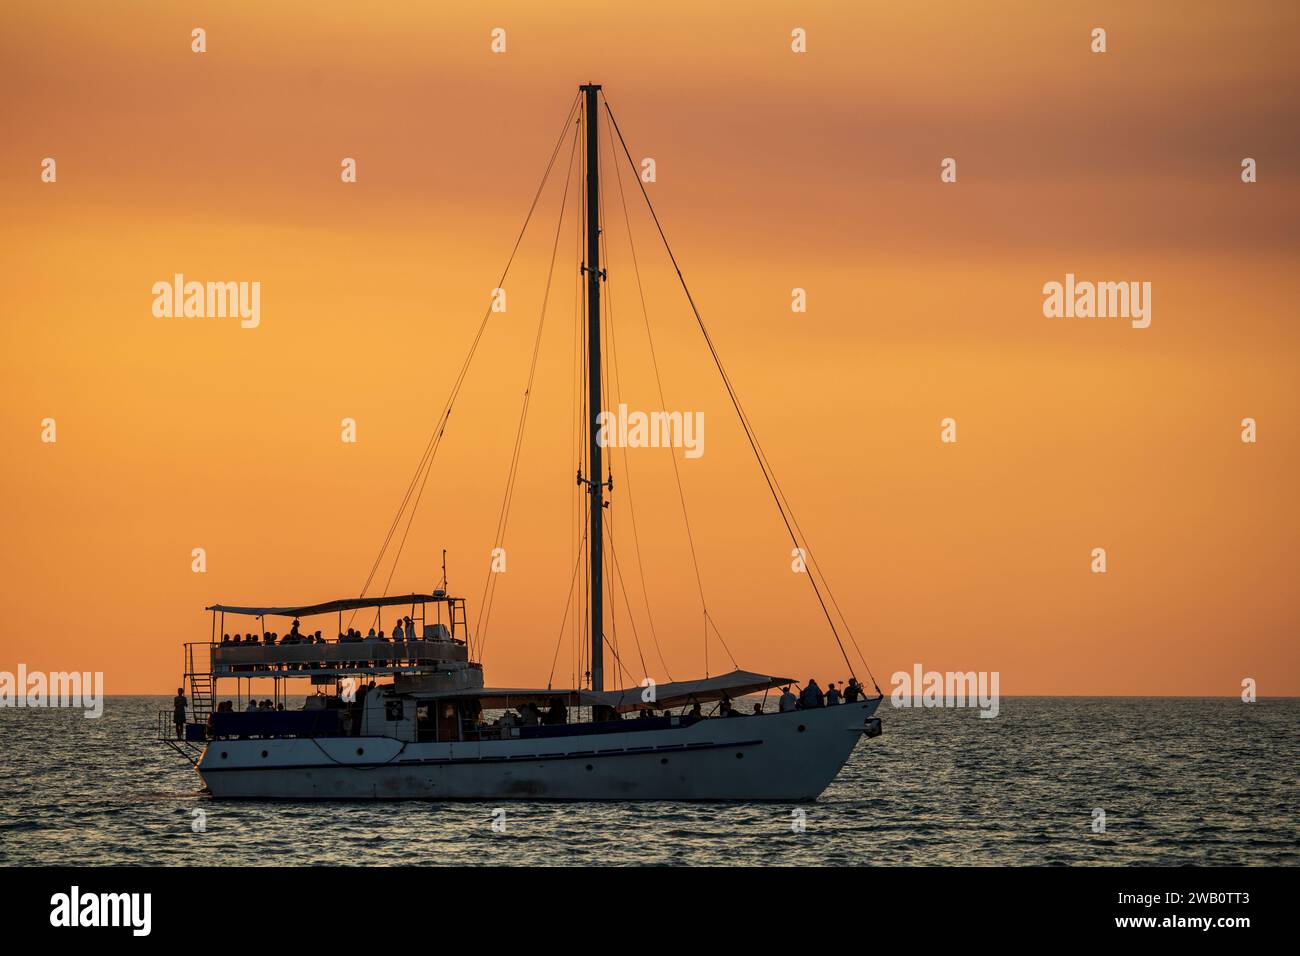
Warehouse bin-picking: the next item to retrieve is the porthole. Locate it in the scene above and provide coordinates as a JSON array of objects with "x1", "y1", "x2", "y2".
[
  {"x1": 586, "y1": 764, "x2": 594, "y2": 771},
  {"x1": 356, "y1": 747, "x2": 365, "y2": 756},
  {"x1": 797, "y1": 725, "x2": 806, "y2": 733},
  {"x1": 261, "y1": 750, "x2": 268, "y2": 758},
  {"x1": 660, "y1": 758, "x2": 669, "y2": 765},
  {"x1": 220, "y1": 751, "x2": 228, "y2": 759},
  {"x1": 736, "y1": 752, "x2": 744, "y2": 759}
]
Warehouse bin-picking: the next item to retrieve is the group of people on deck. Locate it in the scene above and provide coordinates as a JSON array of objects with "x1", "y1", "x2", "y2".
[
  {"x1": 244, "y1": 699, "x2": 285, "y2": 712},
  {"x1": 575, "y1": 677, "x2": 869, "y2": 723},
  {"x1": 779, "y1": 677, "x2": 866, "y2": 712},
  {"x1": 205, "y1": 699, "x2": 285, "y2": 713},
  {"x1": 486, "y1": 697, "x2": 569, "y2": 731},
  {"x1": 221, "y1": 627, "x2": 325, "y2": 646},
  {"x1": 221, "y1": 616, "x2": 427, "y2": 647},
  {"x1": 338, "y1": 616, "x2": 421, "y2": 643}
]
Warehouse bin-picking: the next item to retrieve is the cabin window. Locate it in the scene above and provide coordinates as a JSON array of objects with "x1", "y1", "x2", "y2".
[
  {"x1": 416, "y1": 704, "x2": 437, "y2": 743},
  {"x1": 438, "y1": 703, "x2": 460, "y2": 742}
]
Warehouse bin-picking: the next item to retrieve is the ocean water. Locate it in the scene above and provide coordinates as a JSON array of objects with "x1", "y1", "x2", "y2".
[{"x1": 0, "y1": 696, "x2": 1294, "y2": 866}]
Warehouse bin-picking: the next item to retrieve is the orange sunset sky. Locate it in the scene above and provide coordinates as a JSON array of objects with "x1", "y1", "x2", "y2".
[{"x1": 1, "y1": 1, "x2": 1297, "y2": 696}]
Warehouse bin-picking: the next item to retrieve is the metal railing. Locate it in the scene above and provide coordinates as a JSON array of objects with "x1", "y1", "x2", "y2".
[{"x1": 156, "y1": 709, "x2": 206, "y2": 742}]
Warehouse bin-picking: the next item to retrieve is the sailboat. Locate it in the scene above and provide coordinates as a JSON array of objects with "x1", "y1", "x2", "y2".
[{"x1": 159, "y1": 85, "x2": 883, "y2": 800}]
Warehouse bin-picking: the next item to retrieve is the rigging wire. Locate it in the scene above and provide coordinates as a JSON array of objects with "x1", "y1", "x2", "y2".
[
  {"x1": 603, "y1": 97, "x2": 872, "y2": 688},
  {"x1": 598, "y1": 159, "x2": 652, "y2": 686},
  {"x1": 351, "y1": 93, "x2": 582, "y2": 630},
  {"x1": 598, "y1": 138, "x2": 637, "y2": 692},
  {"x1": 546, "y1": 523, "x2": 588, "y2": 689},
  {"x1": 602, "y1": 178, "x2": 673, "y2": 682},
  {"x1": 476, "y1": 115, "x2": 581, "y2": 661},
  {"x1": 605, "y1": 519, "x2": 654, "y2": 681},
  {"x1": 604, "y1": 535, "x2": 629, "y2": 688},
  {"x1": 601, "y1": 91, "x2": 731, "y2": 676}
]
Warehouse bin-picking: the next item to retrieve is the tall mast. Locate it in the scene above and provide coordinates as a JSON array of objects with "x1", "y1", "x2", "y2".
[{"x1": 580, "y1": 83, "x2": 606, "y2": 691}]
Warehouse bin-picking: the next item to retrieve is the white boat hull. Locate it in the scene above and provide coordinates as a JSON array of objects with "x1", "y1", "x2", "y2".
[{"x1": 196, "y1": 699, "x2": 881, "y2": 801}]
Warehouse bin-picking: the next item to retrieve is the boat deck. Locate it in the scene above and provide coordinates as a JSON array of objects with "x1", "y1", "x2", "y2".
[{"x1": 212, "y1": 638, "x2": 468, "y2": 674}]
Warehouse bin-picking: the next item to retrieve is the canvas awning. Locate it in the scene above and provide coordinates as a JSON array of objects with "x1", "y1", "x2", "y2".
[
  {"x1": 401, "y1": 686, "x2": 583, "y2": 708},
  {"x1": 395, "y1": 670, "x2": 791, "y2": 712},
  {"x1": 579, "y1": 669, "x2": 793, "y2": 712},
  {"x1": 205, "y1": 593, "x2": 454, "y2": 618}
]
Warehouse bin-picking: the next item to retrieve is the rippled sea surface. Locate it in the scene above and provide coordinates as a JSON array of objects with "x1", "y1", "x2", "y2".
[{"x1": 1, "y1": 697, "x2": 1295, "y2": 866}]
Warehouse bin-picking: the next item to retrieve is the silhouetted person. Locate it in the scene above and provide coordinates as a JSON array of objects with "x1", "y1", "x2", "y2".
[
  {"x1": 173, "y1": 687, "x2": 187, "y2": 738},
  {"x1": 800, "y1": 679, "x2": 824, "y2": 709}
]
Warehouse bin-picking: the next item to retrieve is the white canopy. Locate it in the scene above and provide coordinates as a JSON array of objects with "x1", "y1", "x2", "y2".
[
  {"x1": 392, "y1": 670, "x2": 793, "y2": 712},
  {"x1": 205, "y1": 593, "x2": 451, "y2": 618},
  {"x1": 579, "y1": 669, "x2": 792, "y2": 713}
]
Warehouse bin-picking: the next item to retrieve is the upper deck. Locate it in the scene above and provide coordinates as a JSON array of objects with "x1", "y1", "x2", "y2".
[
  {"x1": 211, "y1": 635, "x2": 469, "y2": 676},
  {"x1": 199, "y1": 591, "x2": 473, "y2": 679}
]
